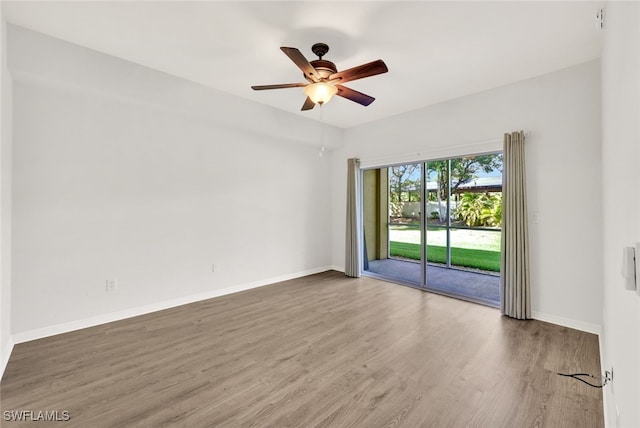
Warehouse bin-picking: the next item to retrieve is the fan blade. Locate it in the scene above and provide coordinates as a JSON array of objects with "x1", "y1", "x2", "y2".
[
  {"x1": 335, "y1": 85, "x2": 375, "y2": 106},
  {"x1": 329, "y1": 59, "x2": 388, "y2": 84},
  {"x1": 251, "y1": 83, "x2": 307, "y2": 90},
  {"x1": 301, "y1": 97, "x2": 315, "y2": 111},
  {"x1": 280, "y1": 47, "x2": 321, "y2": 82}
]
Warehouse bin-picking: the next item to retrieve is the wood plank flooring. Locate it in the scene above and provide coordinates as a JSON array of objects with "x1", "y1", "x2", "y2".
[{"x1": 1, "y1": 271, "x2": 603, "y2": 427}]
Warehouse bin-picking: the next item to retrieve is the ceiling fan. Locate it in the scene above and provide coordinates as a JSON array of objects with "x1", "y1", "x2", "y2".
[{"x1": 251, "y1": 43, "x2": 388, "y2": 111}]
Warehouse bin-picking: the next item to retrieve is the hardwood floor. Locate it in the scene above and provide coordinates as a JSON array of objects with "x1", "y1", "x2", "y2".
[{"x1": 1, "y1": 271, "x2": 603, "y2": 427}]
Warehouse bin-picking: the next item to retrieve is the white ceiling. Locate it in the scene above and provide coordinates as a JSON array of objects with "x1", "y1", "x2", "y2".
[{"x1": 3, "y1": 1, "x2": 603, "y2": 128}]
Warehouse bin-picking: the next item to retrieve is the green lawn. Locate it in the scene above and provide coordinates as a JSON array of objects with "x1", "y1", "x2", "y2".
[
  {"x1": 389, "y1": 224, "x2": 501, "y2": 252},
  {"x1": 390, "y1": 241, "x2": 501, "y2": 272}
]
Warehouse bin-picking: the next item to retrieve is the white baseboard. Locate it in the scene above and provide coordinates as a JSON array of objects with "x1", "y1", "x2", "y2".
[
  {"x1": 598, "y1": 332, "x2": 610, "y2": 428},
  {"x1": 12, "y1": 266, "x2": 334, "y2": 345},
  {"x1": 328, "y1": 265, "x2": 345, "y2": 273},
  {"x1": 532, "y1": 311, "x2": 602, "y2": 335},
  {"x1": 1, "y1": 337, "x2": 14, "y2": 380}
]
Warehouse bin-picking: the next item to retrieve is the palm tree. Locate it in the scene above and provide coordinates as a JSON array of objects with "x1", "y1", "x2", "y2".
[{"x1": 456, "y1": 193, "x2": 502, "y2": 227}]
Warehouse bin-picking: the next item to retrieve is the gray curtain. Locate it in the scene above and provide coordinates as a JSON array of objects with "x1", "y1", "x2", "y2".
[
  {"x1": 345, "y1": 158, "x2": 361, "y2": 277},
  {"x1": 501, "y1": 131, "x2": 531, "y2": 319}
]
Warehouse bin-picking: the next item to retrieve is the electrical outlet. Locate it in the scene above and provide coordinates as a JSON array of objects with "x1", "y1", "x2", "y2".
[
  {"x1": 212, "y1": 264, "x2": 218, "y2": 272},
  {"x1": 605, "y1": 367, "x2": 613, "y2": 385},
  {"x1": 106, "y1": 278, "x2": 117, "y2": 292}
]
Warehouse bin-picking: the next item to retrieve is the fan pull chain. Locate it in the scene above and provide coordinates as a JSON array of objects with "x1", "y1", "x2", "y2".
[{"x1": 319, "y1": 105, "x2": 326, "y2": 157}]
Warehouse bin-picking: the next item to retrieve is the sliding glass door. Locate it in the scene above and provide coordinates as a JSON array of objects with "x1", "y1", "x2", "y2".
[
  {"x1": 424, "y1": 154, "x2": 502, "y2": 305},
  {"x1": 362, "y1": 152, "x2": 503, "y2": 307}
]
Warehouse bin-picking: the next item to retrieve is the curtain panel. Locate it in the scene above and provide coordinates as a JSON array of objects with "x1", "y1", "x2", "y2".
[
  {"x1": 501, "y1": 131, "x2": 531, "y2": 319},
  {"x1": 345, "y1": 158, "x2": 361, "y2": 277}
]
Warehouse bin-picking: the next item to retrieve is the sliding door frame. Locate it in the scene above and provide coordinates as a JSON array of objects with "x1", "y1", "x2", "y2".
[{"x1": 359, "y1": 147, "x2": 503, "y2": 305}]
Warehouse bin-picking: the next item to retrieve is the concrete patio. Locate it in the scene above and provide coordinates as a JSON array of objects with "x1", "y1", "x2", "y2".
[{"x1": 365, "y1": 258, "x2": 500, "y2": 307}]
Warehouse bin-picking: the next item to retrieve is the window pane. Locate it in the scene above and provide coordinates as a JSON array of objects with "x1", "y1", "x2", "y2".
[
  {"x1": 363, "y1": 163, "x2": 422, "y2": 285},
  {"x1": 426, "y1": 161, "x2": 448, "y2": 227},
  {"x1": 449, "y1": 228, "x2": 502, "y2": 272}
]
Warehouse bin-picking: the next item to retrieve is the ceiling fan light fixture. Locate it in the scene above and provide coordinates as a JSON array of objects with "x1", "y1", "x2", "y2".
[{"x1": 304, "y1": 82, "x2": 338, "y2": 105}]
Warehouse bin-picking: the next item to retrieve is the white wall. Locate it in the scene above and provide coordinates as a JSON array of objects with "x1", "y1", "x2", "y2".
[
  {"x1": 9, "y1": 26, "x2": 340, "y2": 338},
  {"x1": 332, "y1": 61, "x2": 603, "y2": 333},
  {"x1": 0, "y1": 11, "x2": 13, "y2": 376},
  {"x1": 600, "y1": 2, "x2": 640, "y2": 427}
]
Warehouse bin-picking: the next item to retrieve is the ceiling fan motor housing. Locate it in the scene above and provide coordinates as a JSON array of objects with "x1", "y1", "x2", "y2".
[{"x1": 309, "y1": 59, "x2": 337, "y2": 79}]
